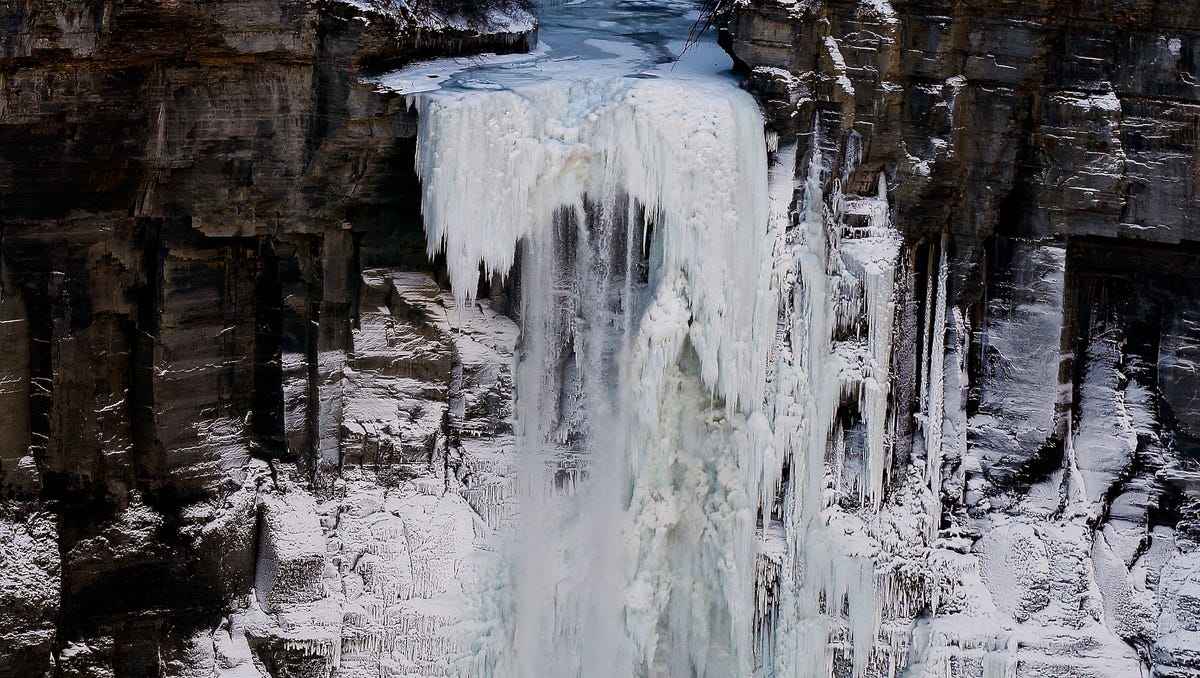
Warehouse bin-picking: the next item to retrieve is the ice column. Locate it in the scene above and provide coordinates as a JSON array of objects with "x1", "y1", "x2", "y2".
[
  {"x1": 761, "y1": 145, "x2": 877, "y2": 678},
  {"x1": 841, "y1": 174, "x2": 901, "y2": 508},
  {"x1": 924, "y1": 233, "x2": 949, "y2": 539}
]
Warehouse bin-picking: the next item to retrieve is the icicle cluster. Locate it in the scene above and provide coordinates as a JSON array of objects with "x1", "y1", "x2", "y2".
[{"x1": 416, "y1": 77, "x2": 774, "y2": 413}]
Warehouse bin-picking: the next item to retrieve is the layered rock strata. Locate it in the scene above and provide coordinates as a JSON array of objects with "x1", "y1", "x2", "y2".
[
  {"x1": 0, "y1": 0, "x2": 530, "y2": 674},
  {"x1": 722, "y1": 0, "x2": 1200, "y2": 675},
  {"x1": 3, "y1": 0, "x2": 1200, "y2": 675}
]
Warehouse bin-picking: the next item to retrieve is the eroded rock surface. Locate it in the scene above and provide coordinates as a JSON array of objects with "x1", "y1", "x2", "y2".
[
  {"x1": 723, "y1": 0, "x2": 1200, "y2": 675},
  {"x1": 0, "y1": 0, "x2": 530, "y2": 674}
]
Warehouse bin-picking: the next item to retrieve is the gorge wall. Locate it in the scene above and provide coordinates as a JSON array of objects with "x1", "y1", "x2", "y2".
[
  {"x1": 0, "y1": 0, "x2": 530, "y2": 674},
  {"x1": 1, "y1": 0, "x2": 1198, "y2": 676},
  {"x1": 722, "y1": 0, "x2": 1200, "y2": 675}
]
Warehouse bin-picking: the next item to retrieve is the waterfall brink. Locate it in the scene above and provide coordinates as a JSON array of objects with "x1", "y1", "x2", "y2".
[{"x1": 415, "y1": 75, "x2": 776, "y2": 676}]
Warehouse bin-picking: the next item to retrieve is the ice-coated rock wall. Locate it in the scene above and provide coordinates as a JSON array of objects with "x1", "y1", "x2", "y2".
[{"x1": 721, "y1": 0, "x2": 1200, "y2": 675}]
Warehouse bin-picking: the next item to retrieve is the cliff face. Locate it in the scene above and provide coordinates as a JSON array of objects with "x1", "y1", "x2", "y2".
[
  {"x1": 723, "y1": 0, "x2": 1200, "y2": 675},
  {"x1": 0, "y1": 1, "x2": 529, "y2": 674}
]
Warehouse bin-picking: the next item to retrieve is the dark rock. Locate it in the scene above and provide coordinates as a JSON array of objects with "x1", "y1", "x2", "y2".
[{"x1": 0, "y1": 0, "x2": 533, "y2": 674}]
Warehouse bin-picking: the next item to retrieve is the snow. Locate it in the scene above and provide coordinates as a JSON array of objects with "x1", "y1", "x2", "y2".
[
  {"x1": 1051, "y1": 90, "x2": 1123, "y2": 113},
  {"x1": 858, "y1": 0, "x2": 898, "y2": 22},
  {"x1": 333, "y1": 0, "x2": 536, "y2": 35},
  {"x1": 824, "y1": 36, "x2": 856, "y2": 97},
  {"x1": 374, "y1": 47, "x2": 550, "y2": 96}
]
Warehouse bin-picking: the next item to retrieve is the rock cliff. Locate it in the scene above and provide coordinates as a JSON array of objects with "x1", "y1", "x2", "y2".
[
  {"x1": 2, "y1": 0, "x2": 1199, "y2": 675},
  {"x1": 722, "y1": 0, "x2": 1200, "y2": 675},
  {"x1": 0, "y1": 0, "x2": 529, "y2": 674}
]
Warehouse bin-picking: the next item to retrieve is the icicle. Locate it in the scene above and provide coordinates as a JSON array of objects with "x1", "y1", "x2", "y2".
[
  {"x1": 760, "y1": 133, "x2": 889, "y2": 678},
  {"x1": 842, "y1": 172, "x2": 899, "y2": 509},
  {"x1": 918, "y1": 242, "x2": 936, "y2": 414},
  {"x1": 416, "y1": 77, "x2": 774, "y2": 413},
  {"x1": 924, "y1": 233, "x2": 949, "y2": 539}
]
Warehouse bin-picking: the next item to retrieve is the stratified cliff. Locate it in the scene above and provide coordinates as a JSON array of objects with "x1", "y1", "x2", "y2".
[
  {"x1": 0, "y1": 1, "x2": 530, "y2": 674},
  {"x1": 722, "y1": 0, "x2": 1200, "y2": 675}
]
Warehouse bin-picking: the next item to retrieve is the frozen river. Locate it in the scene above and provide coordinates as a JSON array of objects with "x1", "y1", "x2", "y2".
[{"x1": 376, "y1": 0, "x2": 738, "y2": 93}]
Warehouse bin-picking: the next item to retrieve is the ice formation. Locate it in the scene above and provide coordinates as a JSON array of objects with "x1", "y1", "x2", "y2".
[
  {"x1": 412, "y1": 39, "x2": 910, "y2": 676},
  {"x1": 416, "y1": 72, "x2": 778, "y2": 675},
  {"x1": 9, "y1": 0, "x2": 1199, "y2": 673},
  {"x1": 751, "y1": 127, "x2": 912, "y2": 677}
]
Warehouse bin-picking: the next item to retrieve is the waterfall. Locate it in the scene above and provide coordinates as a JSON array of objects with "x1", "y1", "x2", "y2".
[
  {"x1": 415, "y1": 74, "x2": 777, "y2": 675},
  {"x1": 407, "y1": 4, "x2": 905, "y2": 675}
]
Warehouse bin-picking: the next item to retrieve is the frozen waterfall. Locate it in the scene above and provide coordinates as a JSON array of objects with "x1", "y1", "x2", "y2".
[
  {"x1": 406, "y1": 1, "x2": 904, "y2": 675},
  {"x1": 417, "y1": 72, "x2": 777, "y2": 676}
]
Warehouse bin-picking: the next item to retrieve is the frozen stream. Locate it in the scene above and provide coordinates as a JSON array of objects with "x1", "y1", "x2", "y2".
[{"x1": 376, "y1": 0, "x2": 737, "y2": 93}]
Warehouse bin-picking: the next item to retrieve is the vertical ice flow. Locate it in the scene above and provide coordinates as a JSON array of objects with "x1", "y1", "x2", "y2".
[
  {"x1": 414, "y1": 49, "x2": 904, "y2": 678},
  {"x1": 416, "y1": 75, "x2": 776, "y2": 676},
  {"x1": 925, "y1": 233, "x2": 949, "y2": 539}
]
